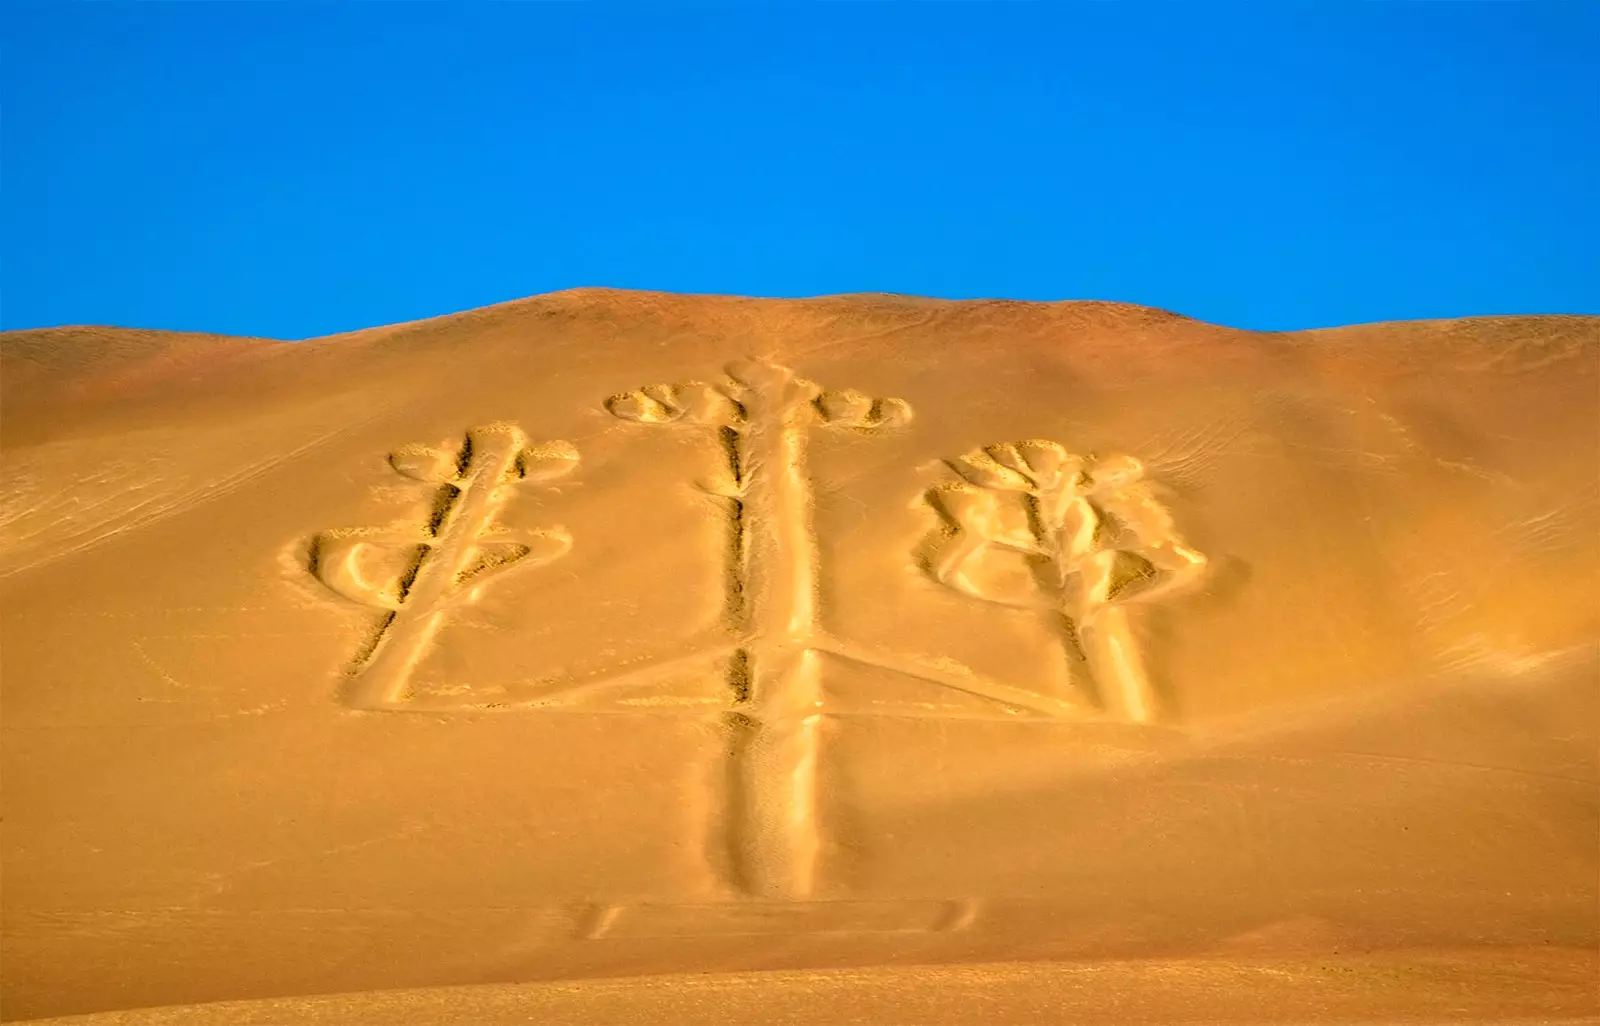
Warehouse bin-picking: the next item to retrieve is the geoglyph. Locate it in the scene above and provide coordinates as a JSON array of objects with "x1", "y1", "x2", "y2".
[
  {"x1": 307, "y1": 360, "x2": 1209, "y2": 901},
  {"x1": 312, "y1": 423, "x2": 579, "y2": 710},
  {"x1": 926, "y1": 441, "x2": 1207, "y2": 722}
]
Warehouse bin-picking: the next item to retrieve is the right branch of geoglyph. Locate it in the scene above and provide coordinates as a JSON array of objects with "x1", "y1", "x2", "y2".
[
  {"x1": 926, "y1": 440, "x2": 1206, "y2": 723},
  {"x1": 313, "y1": 423, "x2": 578, "y2": 710}
]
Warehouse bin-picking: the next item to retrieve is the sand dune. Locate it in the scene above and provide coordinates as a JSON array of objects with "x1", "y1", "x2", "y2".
[{"x1": 2, "y1": 290, "x2": 1595, "y2": 1022}]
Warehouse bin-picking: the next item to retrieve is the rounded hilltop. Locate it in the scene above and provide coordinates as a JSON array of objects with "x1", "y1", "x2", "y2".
[{"x1": 457, "y1": 286, "x2": 1207, "y2": 328}]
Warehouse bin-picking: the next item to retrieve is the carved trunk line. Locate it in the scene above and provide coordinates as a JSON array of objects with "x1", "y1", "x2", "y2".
[
  {"x1": 348, "y1": 429, "x2": 521, "y2": 710},
  {"x1": 723, "y1": 376, "x2": 823, "y2": 899}
]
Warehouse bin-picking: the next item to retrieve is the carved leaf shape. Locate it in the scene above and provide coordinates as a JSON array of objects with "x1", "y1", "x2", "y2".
[
  {"x1": 468, "y1": 422, "x2": 530, "y2": 452},
  {"x1": 606, "y1": 392, "x2": 680, "y2": 423},
  {"x1": 454, "y1": 540, "x2": 532, "y2": 588},
  {"x1": 985, "y1": 443, "x2": 1031, "y2": 476},
  {"x1": 517, "y1": 440, "x2": 581, "y2": 482},
  {"x1": 1036, "y1": 470, "x2": 1078, "y2": 534},
  {"x1": 816, "y1": 389, "x2": 875, "y2": 426},
  {"x1": 1111, "y1": 550, "x2": 1162, "y2": 601},
  {"x1": 1088, "y1": 453, "x2": 1146, "y2": 491},
  {"x1": 1095, "y1": 482, "x2": 1178, "y2": 546},
  {"x1": 1016, "y1": 439, "x2": 1069, "y2": 480},
  {"x1": 781, "y1": 376, "x2": 823, "y2": 412},
  {"x1": 674, "y1": 381, "x2": 744, "y2": 426},
  {"x1": 517, "y1": 529, "x2": 573, "y2": 567},
  {"x1": 640, "y1": 383, "x2": 680, "y2": 410},
  {"x1": 868, "y1": 397, "x2": 913, "y2": 428},
  {"x1": 928, "y1": 484, "x2": 1002, "y2": 538},
  {"x1": 949, "y1": 452, "x2": 1034, "y2": 491},
  {"x1": 450, "y1": 530, "x2": 573, "y2": 594},
  {"x1": 389, "y1": 445, "x2": 459, "y2": 483},
  {"x1": 313, "y1": 532, "x2": 422, "y2": 610},
  {"x1": 724, "y1": 358, "x2": 791, "y2": 391},
  {"x1": 1081, "y1": 549, "x2": 1159, "y2": 608},
  {"x1": 1056, "y1": 497, "x2": 1102, "y2": 563}
]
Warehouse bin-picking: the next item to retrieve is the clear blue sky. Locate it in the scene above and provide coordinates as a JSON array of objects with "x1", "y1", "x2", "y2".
[{"x1": 2, "y1": 4, "x2": 1596, "y2": 338}]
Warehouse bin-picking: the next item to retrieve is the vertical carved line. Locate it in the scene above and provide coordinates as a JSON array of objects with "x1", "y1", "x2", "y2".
[
  {"x1": 608, "y1": 362, "x2": 907, "y2": 900},
  {"x1": 725, "y1": 649, "x2": 822, "y2": 898},
  {"x1": 727, "y1": 647, "x2": 751, "y2": 704},
  {"x1": 718, "y1": 425, "x2": 748, "y2": 632},
  {"x1": 740, "y1": 419, "x2": 813, "y2": 645},
  {"x1": 1035, "y1": 480, "x2": 1098, "y2": 710},
  {"x1": 1080, "y1": 604, "x2": 1158, "y2": 723},
  {"x1": 723, "y1": 370, "x2": 823, "y2": 899}
]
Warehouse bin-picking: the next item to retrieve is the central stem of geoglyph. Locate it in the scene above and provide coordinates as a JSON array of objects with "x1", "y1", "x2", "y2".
[
  {"x1": 607, "y1": 358, "x2": 911, "y2": 899},
  {"x1": 724, "y1": 361, "x2": 825, "y2": 899}
]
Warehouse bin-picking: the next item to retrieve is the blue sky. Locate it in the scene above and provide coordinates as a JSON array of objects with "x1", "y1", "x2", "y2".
[{"x1": 2, "y1": 4, "x2": 1596, "y2": 338}]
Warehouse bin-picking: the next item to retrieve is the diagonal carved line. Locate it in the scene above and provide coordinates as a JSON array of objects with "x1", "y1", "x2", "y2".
[
  {"x1": 812, "y1": 639, "x2": 1086, "y2": 719},
  {"x1": 392, "y1": 638, "x2": 742, "y2": 712}
]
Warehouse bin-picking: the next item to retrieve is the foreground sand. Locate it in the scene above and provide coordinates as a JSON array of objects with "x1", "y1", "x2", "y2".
[
  {"x1": 2, "y1": 290, "x2": 1595, "y2": 1022},
  {"x1": 17, "y1": 953, "x2": 1600, "y2": 1025}
]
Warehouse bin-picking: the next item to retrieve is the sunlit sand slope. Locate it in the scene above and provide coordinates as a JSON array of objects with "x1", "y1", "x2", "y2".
[{"x1": 2, "y1": 291, "x2": 1595, "y2": 1022}]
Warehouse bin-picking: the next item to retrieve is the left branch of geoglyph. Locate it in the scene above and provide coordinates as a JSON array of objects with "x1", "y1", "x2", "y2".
[{"x1": 312, "y1": 423, "x2": 578, "y2": 710}]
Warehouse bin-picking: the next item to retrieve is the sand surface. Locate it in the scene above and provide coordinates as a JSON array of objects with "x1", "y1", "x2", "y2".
[{"x1": 1, "y1": 290, "x2": 1596, "y2": 1022}]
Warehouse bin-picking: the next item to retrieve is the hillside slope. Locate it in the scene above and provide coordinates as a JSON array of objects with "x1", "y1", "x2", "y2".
[{"x1": 2, "y1": 290, "x2": 1595, "y2": 1022}]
